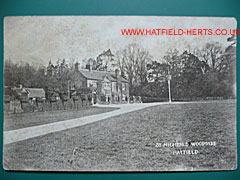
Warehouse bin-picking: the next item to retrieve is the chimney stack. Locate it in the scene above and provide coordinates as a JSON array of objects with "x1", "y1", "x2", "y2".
[
  {"x1": 75, "y1": 62, "x2": 79, "y2": 72},
  {"x1": 89, "y1": 64, "x2": 92, "y2": 71},
  {"x1": 88, "y1": 58, "x2": 94, "y2": 71}
]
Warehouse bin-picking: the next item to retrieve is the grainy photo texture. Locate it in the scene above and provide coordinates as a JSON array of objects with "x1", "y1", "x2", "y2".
[{"x1": 3, "y1": 16, "x2": 237, "y2": 171}]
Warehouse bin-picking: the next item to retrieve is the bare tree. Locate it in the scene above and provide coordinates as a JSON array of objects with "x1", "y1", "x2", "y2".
[
  {"x1": 116, "y1": 43, "x2": 152, "y2": 93},
  {"x1": 196, "y1": 42, "x2": 223, "y2": 71},
  {"x1": 68, "y1": 58, "x2": 76, "y2": 71},
  {"x1": 115, "y1": 50, "x2": 126, "y2": 77}
]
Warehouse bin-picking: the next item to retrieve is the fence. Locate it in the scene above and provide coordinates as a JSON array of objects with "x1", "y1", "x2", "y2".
[{"x1": 4, "y1": 95, "x2": 92, "y2": 114}]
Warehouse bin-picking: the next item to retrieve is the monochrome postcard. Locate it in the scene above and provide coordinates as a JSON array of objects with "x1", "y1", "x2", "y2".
[{"x1": 3, "y1": 16, "x2": 237, "y2": 171}]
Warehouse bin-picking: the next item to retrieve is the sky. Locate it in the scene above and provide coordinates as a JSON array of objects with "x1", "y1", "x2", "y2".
[{"x1": 4, "y1": 16, "x2": 237, "y2": 67}]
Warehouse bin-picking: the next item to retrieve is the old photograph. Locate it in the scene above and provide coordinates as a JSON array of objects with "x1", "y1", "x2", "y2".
[{"x1": 3, "y1": 16, "x2": 237, "y2": 171}]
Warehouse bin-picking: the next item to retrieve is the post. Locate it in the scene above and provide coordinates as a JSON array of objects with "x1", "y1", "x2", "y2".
[
  {"x1": 68, "y1": 80, "x2": 70, "y2": 99},
  {"x1": 168, "y1": 78, "x2": 172, "y2": 103},
  {"x1": 167, "y1": 64, "x2": 172, "y2": 103}
]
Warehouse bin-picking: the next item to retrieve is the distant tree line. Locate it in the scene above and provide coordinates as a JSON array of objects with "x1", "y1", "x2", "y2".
[
  {"x1": 4, "y1": 59, "x2": 91, "y2": 100},
  {"x1": 115, "y1": 35, "x2": 236, "y2": 99},
  {"x1": 4, "y1": 35, "x2": 236, "y2": 101}
]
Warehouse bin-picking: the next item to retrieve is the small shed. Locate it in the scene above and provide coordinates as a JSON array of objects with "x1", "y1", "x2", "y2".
[{"x1": 25, "y1": 88, "x2": 45, "y2": 101}]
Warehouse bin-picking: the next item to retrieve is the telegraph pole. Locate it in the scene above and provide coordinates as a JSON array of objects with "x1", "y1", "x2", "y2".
[
  {"x1": 167, "y1": 64, "x2": 172, "y2": 103},
  {"x1": 167, "y1": 75, "x2": 172, "y2": 103}
]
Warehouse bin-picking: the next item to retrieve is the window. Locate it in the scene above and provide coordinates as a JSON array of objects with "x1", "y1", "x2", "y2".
[
  {"x1": 122, "y1": 83, "x2": 125, "y2": 91},
  {"x1": 112, "y1": 82, "x2": 117, "y2": 92}
]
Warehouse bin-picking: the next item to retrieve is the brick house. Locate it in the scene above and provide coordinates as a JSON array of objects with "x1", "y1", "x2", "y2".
[{"x1": 73, "y1": 62, "x2": 129, "y2": 103}]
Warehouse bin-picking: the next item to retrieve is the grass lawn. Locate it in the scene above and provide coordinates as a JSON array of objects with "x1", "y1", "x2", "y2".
[
  {"x1": 4, "y1": 106, "x2": 119, "y2": 131},
  {"x1": 3, "y1": 100, "x2": 236, "y2": 171}
]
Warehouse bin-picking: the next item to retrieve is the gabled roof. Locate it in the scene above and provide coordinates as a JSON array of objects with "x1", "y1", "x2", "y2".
[
  {"x1": 79, "y1": 69, "x2": 128, "y2": 83},
  {"x1": 13, "y1": 87, "x2": 28, "y2": 95},
  {"x1": 99, "y1": 49, "x2": 114, "y2": 57},
  {"x1": 25, "y1": 88, "x2": 45, "y2": 98},
  {"x1": 117, "y1": 76, "x2": 129, "y2": 83}
]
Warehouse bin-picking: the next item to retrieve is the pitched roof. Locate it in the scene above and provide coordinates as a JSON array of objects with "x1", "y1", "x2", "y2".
[
  {"x1": 25, "y1": 88, "x2": 45, "y2": 98},
  {"x1": 118, "y1": 76, "x2": 129, "y2": 83},
  {"x1": 99, "y1": 49, "x2": 114, "y2": 57},
  {"x1": 79, "y1": 69, "x2": 128, "y2": 83}
]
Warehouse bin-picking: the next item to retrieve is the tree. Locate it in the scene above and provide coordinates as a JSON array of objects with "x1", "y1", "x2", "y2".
[
  {"x1": 178, "y1": 51, "x2": 207, "y2": 98},
  {"x1": 145, "y1": 61, "x2": 169, "y2": 98},
  {"x1": 217, "y1": 35, "x2": 236, "y2": 97},
  {"x1": 196, "y1": 42, "x2": 223, "y2": 71},
  {"x1": 95, "y1": 49, "x2": 116, "y2": 71},
  {"x1": 147, "y1": 50, "x2": 212, "y2": 99},
  {"x1": 116, "y1": 43, "x2": 152, "y2": 95},
  {"x1": 147, "y1": 61, "x2": 168, "y2": 82}
]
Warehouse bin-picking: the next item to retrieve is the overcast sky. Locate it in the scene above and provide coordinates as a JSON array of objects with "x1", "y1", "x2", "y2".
[{"x1": 4, "y1": 16, "x2": 237, "y2": 66}]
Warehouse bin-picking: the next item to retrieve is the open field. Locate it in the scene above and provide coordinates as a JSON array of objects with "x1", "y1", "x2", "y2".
[
  {"x1": 3, "y1": 100, "x2": 236, "y2": 171},
  {"x1": 4, "y1": 107, "x2": 118, "y2": 131}
]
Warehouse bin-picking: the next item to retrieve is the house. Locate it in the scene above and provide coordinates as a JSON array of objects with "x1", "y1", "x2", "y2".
[
  {"x1": 74, "y1": 62, "x2": 129, "y2": 103},
  {"x1": 25, "y1": 88, "x2": 46, "y2": 101},
  {"x1": 10, "y1": 85, "x2": 46, "y2": 102}
]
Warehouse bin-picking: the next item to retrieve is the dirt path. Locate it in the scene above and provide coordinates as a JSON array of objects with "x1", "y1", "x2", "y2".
[{"x1": 4, "y1": 102, "x2": 167, "y2": 145}]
